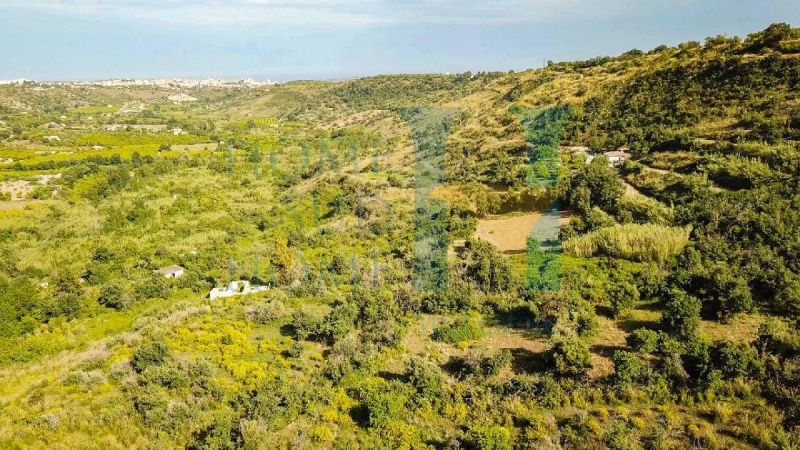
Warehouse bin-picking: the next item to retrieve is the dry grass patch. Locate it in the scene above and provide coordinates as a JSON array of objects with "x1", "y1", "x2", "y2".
[{"x1": 475, "y1": 213, "x2": 544, "y2": 253}]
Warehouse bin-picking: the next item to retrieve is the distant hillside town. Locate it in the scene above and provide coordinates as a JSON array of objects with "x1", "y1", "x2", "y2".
[{"x1": 0, "y1": 78, "x2": 278, "y2": 88}]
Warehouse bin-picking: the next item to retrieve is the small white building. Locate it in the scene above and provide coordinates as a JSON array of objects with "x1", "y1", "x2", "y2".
[
  {"x1": 155, "y1": 265, "x2": 185, "y2": 278},
  {"x1": 603, "y1": 148, "x2": 631, "y2": 167},
  {"x1": 209, "y1": 281, "x2": 269, "y2": 300},
  {"x1": 43, "y1": 135, "x2": 60, "y2": 142}
]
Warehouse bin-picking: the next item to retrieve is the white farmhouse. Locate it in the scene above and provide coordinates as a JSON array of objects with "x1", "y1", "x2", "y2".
[
  {"x1": 209, "y1": 281, "x2": 269, "y2": 300},
  {"x1": 155, "y1": 265, "x2": 185, "y2": 278}
]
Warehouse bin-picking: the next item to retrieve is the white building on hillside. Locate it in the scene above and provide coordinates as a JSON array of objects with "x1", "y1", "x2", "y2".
[
  {"x1": 155, "y1": 265, "x2": 185, "y2": 278},
  {"x1": 209, "y1": 281, "x2": 269, "y2": 300}
]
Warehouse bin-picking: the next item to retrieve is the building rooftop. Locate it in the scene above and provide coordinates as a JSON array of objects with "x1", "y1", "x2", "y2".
[{"x1": 155, "y1": 265, "x2": 185, "y2": 275}]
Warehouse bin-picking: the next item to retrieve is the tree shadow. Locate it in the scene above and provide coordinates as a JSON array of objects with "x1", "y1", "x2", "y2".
[
  {"x1": 377, "y1": 371, "x2": 408, "y2": 383},
  {"x1": 441, "y1": 356, "x2": 472, "y2": 380},
  {"x1": 278, "y1": 323, "x2": 296, "y2": 337},
  {"x1": 595, "y1": 305, "x2": 614, "y2": 318},
  {"x1": 638, "y1": 301, "x2": 665, "y2": 311},
  {"x1": 508, "y1": 347, "x2": 551, "y2": 374}
]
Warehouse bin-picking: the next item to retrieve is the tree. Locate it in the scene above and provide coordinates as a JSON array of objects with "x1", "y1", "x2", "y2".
[
  {"x1": 291, "y1": 310, "x2": 324, "y2": 341},
  {"x1": 703, "y1": 265, "x2": 753, "y2": 321},
  {"x1": 406, "y1": 356, "x2": 444, "y2": 398},
  {"x1": 660, "y1": 289, "x2": 701, "y2": 341},
  {"x1": 566, "y1": 157, "x2": 625, "y2": 213},
  {"x1": 744, "y1": 23, "x2": 792, "y2": 53}
]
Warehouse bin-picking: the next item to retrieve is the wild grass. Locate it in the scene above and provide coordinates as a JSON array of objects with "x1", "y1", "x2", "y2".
[{"x1": 564, "y1": 224, "x2": 691, "y2": 262}]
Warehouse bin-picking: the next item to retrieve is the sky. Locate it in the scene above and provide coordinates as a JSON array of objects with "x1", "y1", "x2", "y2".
[{"x1": 1, "y1": 0, "x2": 800, "y2": 82}]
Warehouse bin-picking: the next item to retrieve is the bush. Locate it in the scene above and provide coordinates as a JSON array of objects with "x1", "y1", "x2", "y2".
[
  {"x1": 660, "y1": 289, "x2": 701, "y2": 341},
  {"x1": 609, "y1": 281, "x2": 640, "y2": 318},
  {"x1": 291, "y1": 310, "x2": 324, "y2": 341},
  {"x1": 431, "y1": 316, "x2": 484, "y2": 344},
  {"x1": 551, "y1": 337, "x2": 592, "y2": 377},
  {"x1": 321, "y1": 302, "x2": 359, "y2": 343},
  {"x1": 627, "y1": 328, "x2": 659, "y2": 354},
  {"x1": 470, "y1": 425, "x2": 513, "y2": 450},
  {"x1": 613, "y1": 350, "x2": 649, "y2": 384},
  {"x1": 98, "y1": 282, "x2": 130, "y2": 310},
  {"x1": 246, "y1": 300, "x2": 288, "y2": 324},
  {"x1": 131, "y1": 341, "x2": 170, "y2": 373}
]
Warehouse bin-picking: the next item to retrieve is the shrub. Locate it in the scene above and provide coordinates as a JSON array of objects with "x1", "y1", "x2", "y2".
[
  {"x1": 246, "y1": 300, "x2": 288, "y2": 324},
  {"x1": 627, "y1": 328, "x2": 659, "y2": 354},
  {"x1": 551, "y1": 337, "x2": 592, "y2": 377},
  {"x1": 431, "y1": 316, "x2": 484, "y2": 344},
  {"x1": 660, "y1": 289, "x2": 701, "y2": 341},
  {"x1": 613, "y1": 350, "x2": 649, "y2": 384},
  {"x1": 131, "y1": 341, "x2": 170, "y2": 373},
  {"x1": 470, "y1": 425, "x2": 513, "y2": 450},
  {"x1": 98, "y1": 282, "x2": 130, "y2": 310},
  {"x1": 291, "y1": 310, "x2": 324, "y2": 341},
  {"x1": 609, "y1": 281, "x2": 640, "y2": 318}
]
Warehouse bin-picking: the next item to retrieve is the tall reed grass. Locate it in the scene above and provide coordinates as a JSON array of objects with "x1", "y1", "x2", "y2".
[{"x1": 564, "y1": 223, "x2": 691, "y2": 262}]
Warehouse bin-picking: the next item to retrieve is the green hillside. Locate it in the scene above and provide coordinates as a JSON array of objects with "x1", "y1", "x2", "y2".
[{"x1": 1, "y1": 23, "x2": 800, "y2": 450}]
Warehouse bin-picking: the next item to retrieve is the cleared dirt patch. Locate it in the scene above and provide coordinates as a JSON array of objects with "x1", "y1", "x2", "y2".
[
  {"x1": 0, "y1": 180, "x2": 32, "y2": 201},
  {"x1": 475, "y1": 211, "x2": 570, "y2": 253},
  {"x1": 169, "y1": 142, "x2": 217, "y2": 152},
  {"x1": 476, "y1": 213, "x2": 543, "y2": 252}
]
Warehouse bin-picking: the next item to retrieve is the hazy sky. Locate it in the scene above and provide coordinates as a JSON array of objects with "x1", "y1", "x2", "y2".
[{"x1": 2, "y1": 0, "x2": 799, "y2": 81}]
